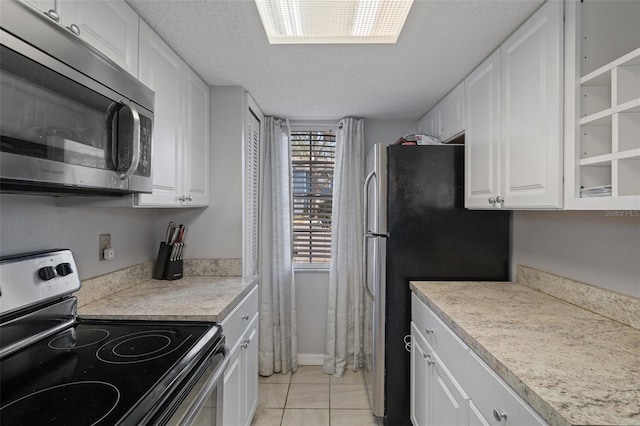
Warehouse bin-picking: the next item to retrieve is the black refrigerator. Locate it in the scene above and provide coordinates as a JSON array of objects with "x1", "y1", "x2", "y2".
[{"x1": 362, "y1": 143, "x2": 510, "y2": 425}]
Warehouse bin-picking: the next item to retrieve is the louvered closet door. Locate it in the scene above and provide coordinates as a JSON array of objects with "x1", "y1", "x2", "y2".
[{"x1": 244, "y1": 109, "x2": 260, "y2": 277}]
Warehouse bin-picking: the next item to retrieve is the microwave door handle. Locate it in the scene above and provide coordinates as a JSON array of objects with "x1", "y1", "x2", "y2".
[{"x1": 118, "y1": 99, "x2": 141, "y2": 180}]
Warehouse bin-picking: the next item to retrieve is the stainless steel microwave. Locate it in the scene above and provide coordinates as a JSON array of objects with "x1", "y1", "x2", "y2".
[{"x1": 0, "y1": 0, "x2": 154, "y2": 195}]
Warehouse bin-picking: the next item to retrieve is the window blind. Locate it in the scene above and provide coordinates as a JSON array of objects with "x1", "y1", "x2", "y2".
[{"x1": 290, "y1": 129, "x2": 336, "y2": 264}]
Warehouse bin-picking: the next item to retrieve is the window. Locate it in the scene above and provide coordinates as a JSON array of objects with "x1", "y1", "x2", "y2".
[{"x1": 290, "y1": 128, "x2": 336, "y2": 264}]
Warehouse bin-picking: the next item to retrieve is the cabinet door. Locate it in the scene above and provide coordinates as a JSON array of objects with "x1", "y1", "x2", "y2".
[
  {"x1": 20, "y1": 0, "x2": 55, "y2": 13},
  {"x1": 500, "y1": 0, "x2": 563, "y2": 208},
  {"x1": 243, "y1": 316, "x2": 259, "y2": 425},
  {"x1": 438, "y1": 81, "x2": 465, "y2": 142},
  {"x1": 136, "y1": 21, "x2": 183, "y2": 206},
  {"x1": 469, "y1": 401, "x2": 490, "y2": 426},
  {"x1": 182, "y1": 66, "x2": 210, "y2": 207},
  {"x1": 410, "y1": 323, "x2": 430, "y2": 426},
  {"x1": 418, "y1": 108, "x2": 438, "y2": 138},
  {"x1": 222, "y1": 347, "x2": 243, "y2": 426},
  {"x1": 465, "y1": 49, "x2": 501, "y2": 209},
  {"x1": 57, "y1": 0, "x2": 138, "y2": 76},
  {"x1": 430, "y1": 350, "x2": 468, "y2": 426}
]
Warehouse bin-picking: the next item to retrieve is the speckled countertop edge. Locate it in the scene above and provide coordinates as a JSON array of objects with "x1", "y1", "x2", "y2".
[
  {"x1": 78, "y1": 275, "x2": 258, "y2": 322},
  {"x1": 409, "y1": 280, "x2": 640, "y2": 426}
]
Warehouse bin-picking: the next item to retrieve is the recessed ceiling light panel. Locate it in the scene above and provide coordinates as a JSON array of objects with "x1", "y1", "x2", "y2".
[{"x1": 255, "y1": 0, "x2": 414, "y2": 44}]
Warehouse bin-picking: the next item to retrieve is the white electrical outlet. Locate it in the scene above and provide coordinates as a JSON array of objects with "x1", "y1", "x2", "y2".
[{"x1": 99, "y1": 234, "x2": 112, "y2": 261}]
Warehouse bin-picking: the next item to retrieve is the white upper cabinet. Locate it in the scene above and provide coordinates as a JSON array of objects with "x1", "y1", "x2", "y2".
[
  {"x1": 465, "y1": 49, "x2": 501, "y2": 209},
  {"x1": 465, "y1": 0, "x2": 563, "y2": 209},
  {"x1": 500, "y1": 0, "x2": 563, "y2": 209},
  {"x1": 564, "y1": 0, "x2": 640, "y2": 210},
  {"x1": 182, "y1": 66, "x2": 210, "y2": 207},
  {"x1": 29, "y1": 0, "x2": 140, "y2": 77},
  {"x1": 418, "y1": 108, "x2": 438, "y2": 138},
  {"x1": 135, "y1": 21, "x2": 210, "y2": 208},
  {"x1": 57, "y1": 0, "x2": 138, "y2": 77},
  {"x1": 136, "y1": 20, "x2": 183, "y2": 206},
  {"x1": 437, "y1": 81, "x2": 465, "y2": 143},
  {"x1": 418, "y1": 82, "x2": 464, "y2": 142}
]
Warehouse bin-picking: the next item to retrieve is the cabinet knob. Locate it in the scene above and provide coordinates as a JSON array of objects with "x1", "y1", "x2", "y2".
[
  {"x1": 425, "y1": 354, "x2": 435, "y2": 366},
  {"x1": 241, "y1": 339, "x2": 249, "y2": 349},
  {"x1": 67, "y1": 24, "x2": 81, "y2": 36},
  {"x1": 178, "y1": 195, "x2": 186, "y2": 202},
  {"x1": 187, "y1": 194, "x2": 193, "y2": 202},
  {"x1": 242, "y1": 314, "x2": 250, "y2": 320},
  {"x1": 495, "y1": 195, "x2": 504, "y2": 204},
  {"x1": 493, "y1": 408, "x2": 507, "y2": 422},
  {"x1": 488, "y1": 197, "x2": 496, "y2": 205},
  {"x1": 425, "y1": 328, "x2": 434, "y2": 335},
  {"x1": 45, "y1": 9, "x2": 60, "y2": 22}
]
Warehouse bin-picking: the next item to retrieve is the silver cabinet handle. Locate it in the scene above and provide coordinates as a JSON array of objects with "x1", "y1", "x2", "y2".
[
  {"x1": 187, "y1": 194, "x2": 193, "y2": 202},
  {"x1": 241, "y1": 339, "x2": 249, "y2": 349},
  {"x1": 178, "y1": 195, "x2": 186, "y2": 202},
  {"x1": 488, "y1": 197, "x2": 496, "y2": 205},
  {"x1": 493, "y1": 409, "x2": 507, "y2": 422},
  {"x1": 495, "y1": 195, "x2": 504, "y2": 205},
  {"x1": 241, "y1": 314, "x2": 249, "y2": 320},
  {"x1": 45, "y1": 9, "x2": 60, "y2": 22},
  {"x1": 425, "y1": 328, "x2": 434, "y2": 335},
  {"x1": 67, "y1": 24, "x2": 81, "y2": 36}
]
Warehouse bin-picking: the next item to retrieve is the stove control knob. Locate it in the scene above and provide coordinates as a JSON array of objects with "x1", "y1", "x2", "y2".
[
  {"x1": 56, "y1": 262, "x2": 74, "y2": 277},
  {"x1": 38, "y1": 266, "x2": 56, "y2": 281}
]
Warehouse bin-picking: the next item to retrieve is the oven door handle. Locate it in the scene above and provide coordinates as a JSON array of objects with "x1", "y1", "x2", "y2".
[{"x1": 179, "y1": 345, "x2": 229, "y2": 426}]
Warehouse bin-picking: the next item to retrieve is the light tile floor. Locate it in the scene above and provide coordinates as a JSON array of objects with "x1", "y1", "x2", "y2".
[{"x1": 251, "y1": 366, "x2": 381, "y2": 426}]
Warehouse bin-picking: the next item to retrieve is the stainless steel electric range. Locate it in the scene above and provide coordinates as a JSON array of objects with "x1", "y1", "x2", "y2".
[{"x1": 0, "y1": 249, "x2": 227, "y2": 425}]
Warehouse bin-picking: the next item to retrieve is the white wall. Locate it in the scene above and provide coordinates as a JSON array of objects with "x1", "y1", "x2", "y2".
[
  {"x1": 363, "y1": 119, "x2": 417, "y2": 153},
  {"x1": 295, "y1": 269, "x2": 330, "y2": 359},
  {"x1": 512, "y1": 211, "x2": 640, "y2": 298},
  {"x1": 0, "y1": 194, "x2": 160, "y2": 280},
  {"x1": 160, "y1": 86, "x2": 245, "y2": 259}
]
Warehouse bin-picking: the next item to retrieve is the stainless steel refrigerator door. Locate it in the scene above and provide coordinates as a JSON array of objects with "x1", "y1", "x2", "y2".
[
  {"x1": 363, "y1": 143, "x2": 388, "y2": 418},
  {"x1": 365, "y1": 144, "x2": 388, "y2": 235},
  {"x1": 363, "y1": 234, "x2": 386, "y2": 418}
]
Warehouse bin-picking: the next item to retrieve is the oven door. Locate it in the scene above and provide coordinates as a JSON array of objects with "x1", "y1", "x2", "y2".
[
  {"x1": 164, "y1": 345, "x2": 229, "y2": 426},
  {"x1": 0, "y1": 28, "x2": 152, "y2": 194}
]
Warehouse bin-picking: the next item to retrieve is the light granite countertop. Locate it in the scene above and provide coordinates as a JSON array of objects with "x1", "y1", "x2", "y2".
[
  {"x1": 79, "y1": 275, "x2": 258, "y2": 322},
  {"x1": 410, "y1": 279, "x2": 640, "y2": 426}
]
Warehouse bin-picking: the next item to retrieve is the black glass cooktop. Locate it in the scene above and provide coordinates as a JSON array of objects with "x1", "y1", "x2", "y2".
[{"x1": 0, "y1": 318, "x2": 222, "y2": 425}]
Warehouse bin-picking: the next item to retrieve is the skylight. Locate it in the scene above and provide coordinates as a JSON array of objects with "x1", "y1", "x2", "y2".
[{"x1": 255, "y1": 0, "x2": 414, "y2": 44}]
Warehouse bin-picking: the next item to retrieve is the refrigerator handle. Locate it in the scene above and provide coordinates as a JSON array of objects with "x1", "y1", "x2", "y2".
[
  {"x1": 363, "y1": 234, "x2": 375, "y2": 300},
  {"x1": 363, "y1": 170, "x2": 376, "y2": 234}
]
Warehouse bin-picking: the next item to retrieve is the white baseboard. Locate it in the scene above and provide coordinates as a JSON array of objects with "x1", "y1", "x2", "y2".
[{"x1": 297, "y1": 353, "x2": 324, "y2": 365}]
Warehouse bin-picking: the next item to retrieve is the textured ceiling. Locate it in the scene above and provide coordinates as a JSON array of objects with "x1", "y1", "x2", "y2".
[{"x1": 126, "y1": 0, "x2": 544, "y2": 120}]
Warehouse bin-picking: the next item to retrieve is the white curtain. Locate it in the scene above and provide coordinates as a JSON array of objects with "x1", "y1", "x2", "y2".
[
  {"x1": 258, "y1": 116, "x2": 298, "y2": 376},
  {"x1": 323, "y1": 117, "x2": 365, "y2": 377}
]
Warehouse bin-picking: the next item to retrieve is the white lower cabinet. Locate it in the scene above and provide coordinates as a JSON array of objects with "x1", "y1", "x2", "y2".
[
  {"x1": 221, "y1": 287, "x2": 259, "y2": 426},
  {"x1": 410, "y1": 293, "x2": 547, "y2": 426}
]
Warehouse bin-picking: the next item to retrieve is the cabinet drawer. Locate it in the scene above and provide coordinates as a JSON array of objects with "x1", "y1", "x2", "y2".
[
  {"x1": 221, "y1": 286, "x2": 258, "y2": 350},
  {"x1": 466, "y1": 350, "x2": 547, "y2": 426},
  {"x1": 411, "y1": 294, "x2": 468, "y2": 380}
]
